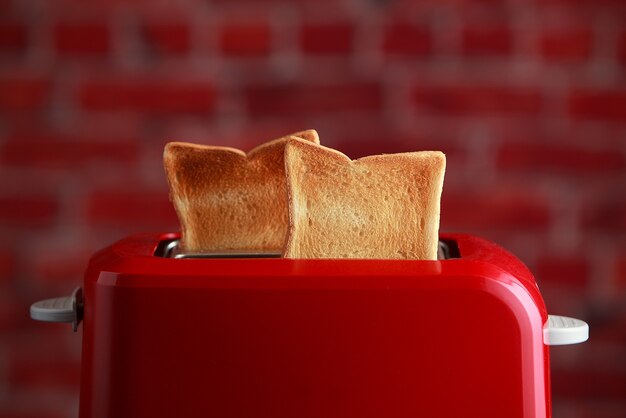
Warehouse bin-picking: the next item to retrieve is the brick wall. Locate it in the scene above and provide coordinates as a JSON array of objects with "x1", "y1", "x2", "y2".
[{"x1": 1, "y1": 0, "x2": 625, "y2": 417}]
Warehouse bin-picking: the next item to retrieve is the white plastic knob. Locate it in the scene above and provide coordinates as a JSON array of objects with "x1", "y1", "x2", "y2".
[
  {"x1": 543, "y1": 315, "x2": 589, "y2": 346},
  {"x1": 30, "y1": 287, "x2": 83, "y2": 332}
]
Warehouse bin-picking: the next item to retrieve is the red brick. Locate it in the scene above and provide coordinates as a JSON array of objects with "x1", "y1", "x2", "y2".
[
  {"x1": 53, "y1": 21, "x2": 110, "y2": 55},
  {"x1": 541, "y1": 0, "x2": 625, "y2": 6},
  {"x1": 553, "y1": 400, "x2": 626, "y2": 418},
  {"x1": 141, "y1": 21, "x2": 191, "y2": 55},
  {"x1": 0, "y1": 298, "x2": 31, "y2": 331},
  {"x1": 534, "y1": 256, "x2": 589, "y2": 287},
  {"x1": 0, "y1": 411, "x2": 63, "y2": 418},
  {"x1": 330, "y1": 129, "x2": 465, "y2": 161},
  {"x1": 460, "y1": 25, "x2": 513, "y2": 56},
  {"x1": 299, "y1": 23, "x2": 353, "y2": 54},
  {"x1": 33, "y1": 250, "x2": 93, "y2": 284},
  {"x1": 339, "y1": 138, "x2": 463, "y2": 161},
  {"x1": 86, "y1": 189, "x2": 178, "y2": 227},
  {"x1": 569, "y1": 89, "x2": 626, "y2": 121},
  {"x1": 552, "y1": 369, "x2": 626, "y2": 399},
  {"x1": 619, "y1": 31, "x2": 626, "y2": 65},
  {"x1": 0, "y1": 133, "x2": 140, "y2": 168},
  {"x1": 382, "y1": 22, "x2": 432, "y2": 56},
  {"x1": 618, "y1": 255, "x2": 626, "y2": 289},
  {"x1": 497, "y1": 142, "x2": 626, "y2": 174},
  {"x1": 580, "y1": 310, "x2": 626, "y2": 343},
  {"x1": 219, "y1": 21, "x2": 271, "y2": 56},
  {"x1": 0, "y1": 0, "x2": 11, "y2": 14},
  {"x1": 441, "y1": 188, "x2": 551, "y2": 230},
  {"x1": 0, "y1": 248, "x2": 16, "y2": 282},
  {"x1": 0, "y1": 22, "x2": 27, "y2": 51},
  {"x1": 582, "y1": 196, "x2": 626, "y2": 231},
  {"x1": 539, "y1": 27, "x2": 593, "y2": 62},
  {"x1": 7, "y1": 353, "x2": 80, "y2": 389},
  {"x1": 246, "y1": 82, "x2": 382, "y2": 116},
  {"x1": 0, "y1": 76, "x2": 49, "y2": 111},
  {"x1": 0, "y1": 195, "x2": 58, "y2": 227},
  {"x1": 412, "y1": 84, "x2": 543, "y2": 116},
  {"x1": 227, "y1": 122, "x2": 317, "y2": 151},
  {"x1": 78, "y1": 77, "x2": 216, "y2": 113}
]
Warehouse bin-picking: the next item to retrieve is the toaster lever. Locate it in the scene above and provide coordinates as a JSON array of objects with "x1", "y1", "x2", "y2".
[
  {"x1": 543, "y1": 315, "x2": 589, "y2": 346},
  {"x1": 30, "y1": 287, "x2": 83, "y2": 332}
]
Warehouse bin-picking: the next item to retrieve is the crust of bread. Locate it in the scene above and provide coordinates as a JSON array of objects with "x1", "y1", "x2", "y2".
[
  {"x1": 164, "y1": 130, "x2": 319, "y2": 252},
  {"x1": 283, "y1": 137, "x2": 445, "y2": 260}
]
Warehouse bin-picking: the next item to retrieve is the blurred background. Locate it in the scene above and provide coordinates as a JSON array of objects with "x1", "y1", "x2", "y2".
[{"x1": 1, "y1": 0, "x2": 625, "y2": 416}]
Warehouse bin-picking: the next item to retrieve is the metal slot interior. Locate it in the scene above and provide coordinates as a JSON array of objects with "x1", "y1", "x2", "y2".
[{"x1": 156, "y1": 239, "x2": 460, "y2": 260}]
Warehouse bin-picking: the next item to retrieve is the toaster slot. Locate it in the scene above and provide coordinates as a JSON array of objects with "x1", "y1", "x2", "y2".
[
  {"x1": 155, "y1": 239, "x2": 460, "y2": 260},
  {"x1": 438, "y1": 239, "x2": 460, "y2": 259},
  {"x1": 157, "y1": 239, "x2": 281, "y2": 259}
]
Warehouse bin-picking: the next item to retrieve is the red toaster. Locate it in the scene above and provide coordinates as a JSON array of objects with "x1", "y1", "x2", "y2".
[{"x1": 31, "y1": 232, "x2": 588, "y2": 418}]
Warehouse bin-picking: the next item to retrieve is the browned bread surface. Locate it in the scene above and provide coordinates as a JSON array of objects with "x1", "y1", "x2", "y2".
[
  {"x1": 283, "y1": 138, "x2": 445, "y2": 259},
  {"x1": 164, "y1": 130, "x2": 319, "y2": 252}
]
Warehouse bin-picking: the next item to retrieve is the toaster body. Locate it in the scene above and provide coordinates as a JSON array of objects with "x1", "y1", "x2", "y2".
[{"x1": 69, "y1": 232, "x2": 557, "y2": 418}]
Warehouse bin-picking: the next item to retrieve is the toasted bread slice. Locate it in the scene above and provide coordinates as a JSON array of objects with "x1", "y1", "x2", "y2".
[
  {"x1": 164, "y1": 130, "x2": 319, "y2": 252},
  {"x1": 283, "y1": 138, "x2": 445, "y2": 259}
]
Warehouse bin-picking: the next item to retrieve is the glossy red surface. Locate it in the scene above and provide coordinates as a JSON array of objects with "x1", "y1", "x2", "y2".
[{"x1": 79, "y1": 233, "x2": 550, "y2": 418}]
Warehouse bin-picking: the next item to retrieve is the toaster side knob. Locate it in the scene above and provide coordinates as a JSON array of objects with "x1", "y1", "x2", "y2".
[
  {"x1": 30, "y1": 287, "x2": 83, "y2": 332},
  {"x1": 543, "y1": 315, "x2": 589, "y2": 345}
]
